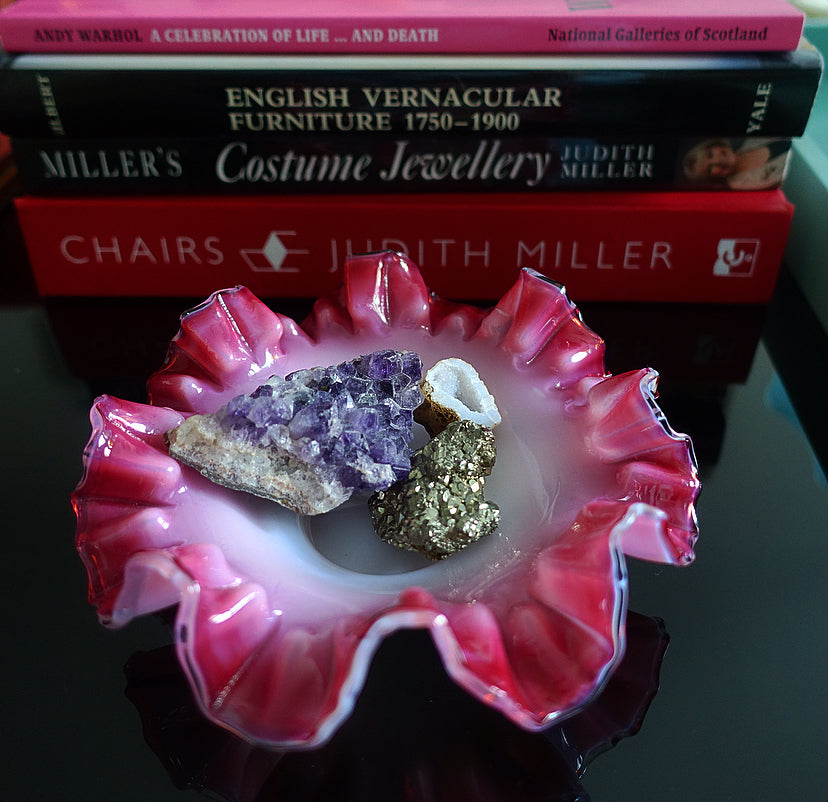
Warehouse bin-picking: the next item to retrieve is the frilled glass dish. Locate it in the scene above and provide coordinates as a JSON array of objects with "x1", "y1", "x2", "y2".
[{"x1": 72, "y1": 251, "x2": 699, "y2": 749}]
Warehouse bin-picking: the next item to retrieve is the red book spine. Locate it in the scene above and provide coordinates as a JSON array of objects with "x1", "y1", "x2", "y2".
[{"x1": 15, "y1": 191, "x2": 793, "y2": 303}]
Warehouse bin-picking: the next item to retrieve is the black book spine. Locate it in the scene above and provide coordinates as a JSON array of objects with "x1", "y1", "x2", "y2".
[
  {"x1": 0, "y1": 49, "x2": 821, "y2": 139},
  {"x1": 9, "y1": 134, "x2": 793, "y2": 194}
]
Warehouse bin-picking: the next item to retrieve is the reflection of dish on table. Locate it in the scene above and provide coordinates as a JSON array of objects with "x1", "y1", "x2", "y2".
[{"x1": 124, "y1": 611, "x2": 670, "y2": 801}]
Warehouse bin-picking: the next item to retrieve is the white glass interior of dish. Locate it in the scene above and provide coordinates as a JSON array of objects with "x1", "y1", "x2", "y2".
[{"x1": 174, "y1": 328, "x2": 610, "y2": 614}]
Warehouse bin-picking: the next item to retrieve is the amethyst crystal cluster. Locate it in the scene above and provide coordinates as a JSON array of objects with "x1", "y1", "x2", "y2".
[
  {"x1": 166, "y1": 349, "x2": 424, "y2": 515},
  {"x1": 221, "y1": 350, "x2": 424, "y2": 494}
]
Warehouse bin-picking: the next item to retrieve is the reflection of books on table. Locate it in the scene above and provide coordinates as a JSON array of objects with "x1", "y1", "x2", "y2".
[
  {"x1": 15, "y1": 190, "x2": 793, "y2": 303},
  {"x1": 0, "y1": 0, "x2": 806, "y2": 55},
  {"x1": 0, "y1": 132, "x2": 20, "y2": 208}
]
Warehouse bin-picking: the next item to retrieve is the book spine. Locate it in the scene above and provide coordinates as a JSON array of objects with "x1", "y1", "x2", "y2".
[
  {"x1": 0, "y1": 53, "x2": 821, "y2": 139},
  {"x1": 9, "y1": 135, "x2": 794, "y2": 195},
  {"x1": 15, "y1": 191, "x2": 792, "y2": 303},
  {"x1": 46, "y1": 294, "x2": 765, "y2": 389},
  {"x1": 0, "y1": 14, "x2": 805, "y2": 55}
]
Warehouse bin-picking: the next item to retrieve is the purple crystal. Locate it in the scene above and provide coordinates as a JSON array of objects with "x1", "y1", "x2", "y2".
[
  {"x1": 219, "y1": 350, "x2": 424, "y2": 496},
  {"x1": 364, "y1": 351, "x2": 398, "y2": 380}
]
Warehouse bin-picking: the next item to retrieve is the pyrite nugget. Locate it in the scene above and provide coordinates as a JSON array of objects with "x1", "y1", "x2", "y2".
[{"x1": 369, "y1": 419, "x2": 500, "y2": 559}]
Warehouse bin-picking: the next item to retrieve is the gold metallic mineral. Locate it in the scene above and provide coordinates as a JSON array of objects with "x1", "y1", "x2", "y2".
[{"x1": 368, "y1": 419, "x2": 500, "y2": 560}]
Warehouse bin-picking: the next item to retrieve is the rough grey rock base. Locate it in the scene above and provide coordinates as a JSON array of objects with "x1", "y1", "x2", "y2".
[{"x1": 167, "y1": 413, "x2": 350, "y2": 515}]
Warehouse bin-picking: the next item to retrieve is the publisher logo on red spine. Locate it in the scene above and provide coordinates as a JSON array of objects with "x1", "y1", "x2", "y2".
[{"x1": 713, "y1": 239, "x2": 760, "y2": 277}]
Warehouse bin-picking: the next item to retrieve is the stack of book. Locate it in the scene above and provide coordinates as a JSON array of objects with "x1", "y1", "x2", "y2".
[{"x1": 0, "y1": 0, "x2": 822, "y2": 303}]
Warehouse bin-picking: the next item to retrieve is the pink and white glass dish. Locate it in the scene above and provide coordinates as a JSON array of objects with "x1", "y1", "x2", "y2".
[{"x1": 73, "y1": 252, "x2": 700, "y2": 748}]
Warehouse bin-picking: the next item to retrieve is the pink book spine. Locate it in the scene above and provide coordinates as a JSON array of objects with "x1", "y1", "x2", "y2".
[{"x1": 0, "y1": 14, "x2": 805, "y2": 54}]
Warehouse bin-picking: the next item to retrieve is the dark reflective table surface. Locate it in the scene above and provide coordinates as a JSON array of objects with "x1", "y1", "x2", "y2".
[{"x1": 2, "y1": 206, "x2": 826, "y2": 801}]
